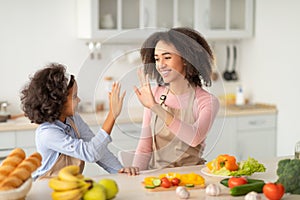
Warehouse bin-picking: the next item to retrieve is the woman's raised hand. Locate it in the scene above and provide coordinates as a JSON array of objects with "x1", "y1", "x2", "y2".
[{"x1": 134, "y1": 68, "x2": 156, "y2": 109}]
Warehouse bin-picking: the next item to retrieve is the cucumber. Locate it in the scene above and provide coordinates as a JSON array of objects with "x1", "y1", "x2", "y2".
[
  {"x1": 185, "y1": 184, "x2": 195, "y2": 188},
  {"x1": 145, "y1": 185, "x2": 156, "y2": 189},
  {"x1": 152, "y1": 178, "x2": 161, "y2": 187},
  {"x1": 230, "y1": 182, "x2": 265, "y2": 196},
  {"x1": 220, "y1": 178, "x2": 265, "y2": 187}
]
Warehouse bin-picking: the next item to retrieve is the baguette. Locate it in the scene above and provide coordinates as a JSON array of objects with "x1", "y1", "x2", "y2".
[
  {"x1": 0, "y1": 148, "x2": 26, "y2": 183},
  {"x1": 0, "y1": 152, "x2": 42, "y2": 191}
]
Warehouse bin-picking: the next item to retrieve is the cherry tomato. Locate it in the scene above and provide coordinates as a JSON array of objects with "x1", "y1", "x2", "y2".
[
  {"x1": 263, "y1": 183, "x2": 285, "y2": 200},
  {"x1": 160, "y1": 177, "x2": 171, "y2": 188},
  {"x1": 228, "y1": 177, "x2": 248, "y2": 188},
  {"x1": 171, "y1": 178, "x2": 180, "y2": 186}
]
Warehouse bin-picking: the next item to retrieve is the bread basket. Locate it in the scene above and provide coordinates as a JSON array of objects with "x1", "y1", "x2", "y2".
[{"x1": 0, "y1": 178, "x2": 33, "y2": 200}]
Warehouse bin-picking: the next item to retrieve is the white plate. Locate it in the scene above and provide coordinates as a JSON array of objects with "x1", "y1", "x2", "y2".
[{"x1": 200, "y1": 167, "x2": 231, "y2": 178}]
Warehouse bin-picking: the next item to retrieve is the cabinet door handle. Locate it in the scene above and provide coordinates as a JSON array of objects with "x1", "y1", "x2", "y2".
[{"x1": 249, "y1": 120, "x2": 265, "y2": 126}]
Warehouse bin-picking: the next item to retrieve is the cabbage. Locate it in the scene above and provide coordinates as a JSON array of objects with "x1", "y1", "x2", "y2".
[
  {"x1": 229, "y1": 157, "x2": 266, "y2": 176},
  {"x1": 210, "y1": 157, "x2": 266, "y2": 176}
]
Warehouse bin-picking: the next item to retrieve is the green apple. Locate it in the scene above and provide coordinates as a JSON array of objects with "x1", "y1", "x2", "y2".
[
  {"x1": 98, "y1": 178, "x2": 119, "y2": 199},
  {"x1": 83, "y1": 182, "x2": 106, "y2": 200}
]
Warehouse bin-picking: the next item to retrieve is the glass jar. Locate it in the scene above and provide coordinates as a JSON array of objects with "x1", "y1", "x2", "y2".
[{"x1": 295, "y1": 141, "x2": 300, "y2": 159}]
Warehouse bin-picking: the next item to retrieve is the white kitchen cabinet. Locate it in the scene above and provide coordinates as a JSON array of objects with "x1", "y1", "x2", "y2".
[
  {"x1": 199, "y1": 0, "x2": 254, "y2": 39},
  {"x1": 0, "y1": 130, "x2": 37, "y2": 160},
  {"x1": 15, "y1": 130, "x2": 37, "y2": 156},
  {"x1": 108, "y1": 123, "x2": 141, "y2": 155},
  {"x1": 204, "y1": 113, "x2": 277, "y2": 162},
  {"x1": 77, "y1": 0, "x2": 254, "y2": 42},
  {"x1": 203, "y1": 116, "x2": 237, "y2": 162},
  {"x1": 83, "y1": 123, "x2": 141, "y2": 176},
  {"x1": 0, "y1": 131, "x2": 16, "y2": 162},
  {"x1": 77, "y1": 0, "x2": 160, "y2": 42},
  {"x1": 236, "y1": 115, "x2": 277, "y2": 160},
  {"x1": 0, "y1": 131, "x2": 15, "y2": 149}
]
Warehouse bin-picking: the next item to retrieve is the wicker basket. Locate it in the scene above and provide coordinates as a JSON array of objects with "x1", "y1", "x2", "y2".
[{"x1": 0, "y1": 178, "x2": 32, "y2": 200}]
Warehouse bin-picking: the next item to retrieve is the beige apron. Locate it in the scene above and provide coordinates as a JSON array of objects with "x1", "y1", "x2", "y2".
[
  {"x1": 37, "y1": 118, "x2": 85, "y2": 179},
  {"x1": 149, "y1": 88, "x2": 205, "y2": 169}
]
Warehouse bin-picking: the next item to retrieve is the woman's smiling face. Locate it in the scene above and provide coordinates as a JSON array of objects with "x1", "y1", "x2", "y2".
[{"x1": 154, "y1": 40, "x2": 185, "y2": 84}]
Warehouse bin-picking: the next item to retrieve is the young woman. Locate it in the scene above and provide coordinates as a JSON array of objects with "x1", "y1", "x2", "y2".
[
  {"x1": 133, "y1": 27, "x2": 220, "y2": 170},
  {"x1": 20, "y1": 63, "x2": 139, "y2": 179}
]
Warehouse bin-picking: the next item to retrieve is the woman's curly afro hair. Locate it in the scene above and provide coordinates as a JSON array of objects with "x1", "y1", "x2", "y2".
[
  {"x1": 20, "y1": 63, "x2": 75, "y2": 124},
  {"x1": 140, "y1": 27, "x2": 215, "y2": 87}
]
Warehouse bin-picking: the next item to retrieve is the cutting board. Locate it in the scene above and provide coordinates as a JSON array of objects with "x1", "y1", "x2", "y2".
[{"x1": 142, "y1": 182, "x2": 205, "y2": 192}]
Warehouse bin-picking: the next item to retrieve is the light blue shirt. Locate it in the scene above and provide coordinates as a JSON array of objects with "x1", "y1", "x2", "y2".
[{"x1": 33, "y1": 113, "x2": 122, "y2": 179}]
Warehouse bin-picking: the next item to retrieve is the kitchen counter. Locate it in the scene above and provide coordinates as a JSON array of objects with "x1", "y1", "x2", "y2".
[
  {"x1": 0, "y1": 103, "x2": 277, "y2": 132},
  {"x1": 0, "y1": 107, "x2": 144, "y2": 132},
  {"x1": 218, "y1": 103, "x2": 277, "y2": 117},
  {"x1": 27, "y1": 156, "x2": 298, "y2": 200}
]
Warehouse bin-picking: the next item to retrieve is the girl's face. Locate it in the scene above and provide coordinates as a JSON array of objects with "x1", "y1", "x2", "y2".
[
  {"x1": 154, "y1": 40, "x2": 185, "y2": 83},
  {"x1": 60, "y1": 81, "x2": 81, "y2": 121}
]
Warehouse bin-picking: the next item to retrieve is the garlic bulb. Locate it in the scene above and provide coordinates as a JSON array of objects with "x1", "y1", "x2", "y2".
[
  {"x1": 244, "y1": 191, "x2": 262, "y2": 200},
  {"x1": 205, "y1": 183, "x2": 221, "y2": 196},
  {"x1": 176, "y1": 186, "x2": 190, "y2": 199}
]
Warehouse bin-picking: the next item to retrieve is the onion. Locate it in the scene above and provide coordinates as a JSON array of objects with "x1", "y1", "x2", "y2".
[
  {"x1": 244, "y1": 191, "x2": 262, "y2": 200},
  {"x1": 176, "y1": 186, "x2": 190, "y2": 199},
  {"x1": 205, "y1": 183, "x2": 221, "y2": 196}
]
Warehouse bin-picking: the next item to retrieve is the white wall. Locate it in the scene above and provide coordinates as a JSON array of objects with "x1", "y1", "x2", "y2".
[
  {"x1": 0, "y1": 0, "x2": 88, "y2": 113},
  {"x1": 0, "y1": 0, "x2": 299, "y2": 156},
  {"x1": 239, "y1": 0, "x2": 300, "y2": 156}
]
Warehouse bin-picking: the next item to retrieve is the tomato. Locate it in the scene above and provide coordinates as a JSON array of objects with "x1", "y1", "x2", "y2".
[
  {"x1": 228, "y1": 177, "x2": 248, "y2": 188},
  {"x1": 263, "y1": 183, "x2": 285, "y2": 200},
  {"x1": 171, "y1": 178, "x2": 180, "y2": 186},
  {"x1": 160, "y1": 177, "x2": 171, "y2": 188}
]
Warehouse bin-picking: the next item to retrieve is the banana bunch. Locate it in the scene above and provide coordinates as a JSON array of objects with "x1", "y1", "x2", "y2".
[{"x1": 49, "y1": 165, "x2": 92, "y2": 200}]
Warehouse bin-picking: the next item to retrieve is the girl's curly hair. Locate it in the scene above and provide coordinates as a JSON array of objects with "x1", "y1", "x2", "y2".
[
  {"x1": 20, "y1": 63, "x2": 75, "y2": 124},
  {"x1": 140, "y1": 27, "x2": 215, "y2": 87}
]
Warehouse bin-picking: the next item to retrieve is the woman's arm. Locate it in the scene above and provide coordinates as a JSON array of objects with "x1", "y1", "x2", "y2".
[
  {"x1": 132, "y1": 108, "x2": 153, "y2": 170},
  {"x1": 167, "y1": 94, "x2": 220, "y2": 147},
  {"x1": 102, "y1": 82, "x2": 125, "y2": 134}
]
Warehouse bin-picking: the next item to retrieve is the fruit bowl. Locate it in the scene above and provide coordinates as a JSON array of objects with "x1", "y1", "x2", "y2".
[{"x1": 0, "y1": 178, "x2": 33, "y2": 200}]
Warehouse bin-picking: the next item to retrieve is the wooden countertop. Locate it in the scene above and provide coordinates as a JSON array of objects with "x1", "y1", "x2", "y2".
[
  {"x1": 0, "y1": 103, "x2": 277, "y2": 132},
  {"x1": 27, "y1": 156, "x2": 298, "y2": 200},
  {"x1": 0, "y1": 107, "x2": 144, "y2": 132},
  {"x1": 218, "y1": 103, "x2": 277, "y2": 117}
]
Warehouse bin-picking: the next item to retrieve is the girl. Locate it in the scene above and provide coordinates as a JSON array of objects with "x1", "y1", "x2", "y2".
[
  {"x1": 133, "y1": 27, "x2": 220, "y2": 170},
  {"x1": 20, "y1": 63, "x2": 139, "y2": 179}
]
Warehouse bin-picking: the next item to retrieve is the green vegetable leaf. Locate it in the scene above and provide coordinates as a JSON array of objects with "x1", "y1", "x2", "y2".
[
  {"x1": 212, "y1": 167, "x2": 231, "y2": 176},
  {"x1": 229, "y1": 157, "x2": 266, "y2": 176}
]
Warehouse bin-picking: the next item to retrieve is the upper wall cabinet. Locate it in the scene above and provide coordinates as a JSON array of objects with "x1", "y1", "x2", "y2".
[
  {"x1": 198, "y1": 0, "x2": 254, "y2": 40},
  {"x1": 77, "y1": 0, "x2": 254, "y2": 42}
]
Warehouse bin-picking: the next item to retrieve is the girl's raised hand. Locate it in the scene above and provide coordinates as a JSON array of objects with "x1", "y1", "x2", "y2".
[{"x1": 109, "y1": 82, "x2": 125, "y2": 119}]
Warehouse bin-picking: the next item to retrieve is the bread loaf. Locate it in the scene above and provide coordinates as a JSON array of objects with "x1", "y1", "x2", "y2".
[
  {"x1": 0, "y1": 148, "x2": 26, "y2": 183},
  {"x1": 0, "y1": 151, "x2": 42, "y2": 191}
]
